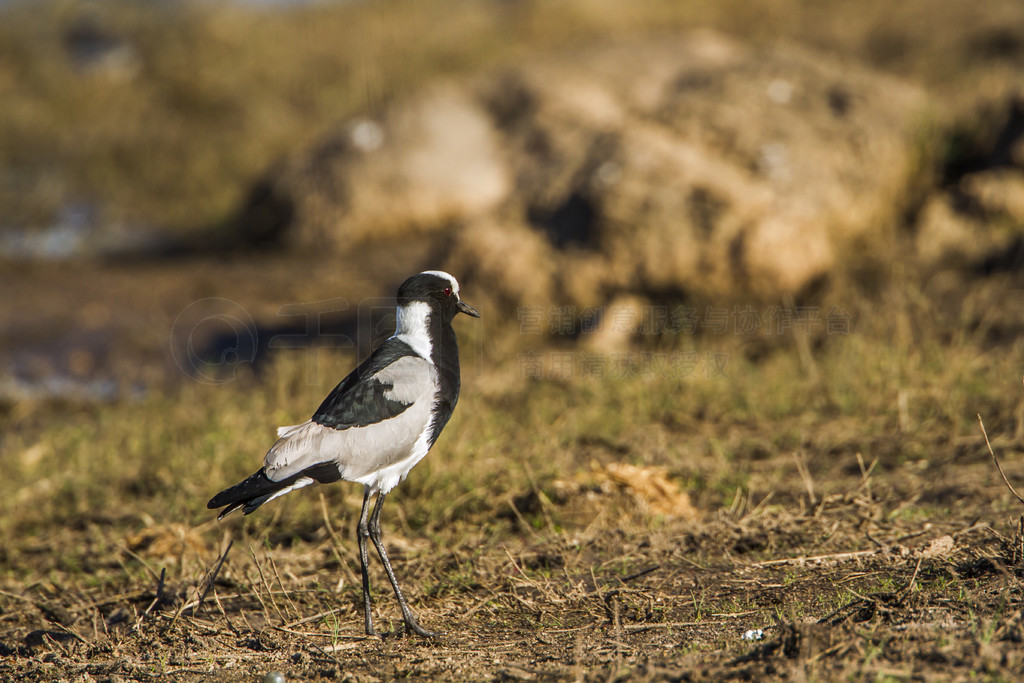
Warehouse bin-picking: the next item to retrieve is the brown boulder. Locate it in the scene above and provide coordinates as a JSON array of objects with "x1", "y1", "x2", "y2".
[{"x1": 246, "y1": 32, "x2": 933, "y2": 305}]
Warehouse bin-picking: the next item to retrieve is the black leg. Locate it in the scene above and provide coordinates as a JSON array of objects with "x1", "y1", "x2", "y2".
[
  {"x1": 357, "y1": 487, "x2": 377, "y2": 637},
  {"x1": 368, "y1": 493, "x2": 437, "y2": 638}
]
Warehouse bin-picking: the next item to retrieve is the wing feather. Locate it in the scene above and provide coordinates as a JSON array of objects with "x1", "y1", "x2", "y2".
[
  {"x1": 263, "y1": 349, "x2": 438, "y2": 483},
  {"x1": 312, "y1": 339, "x2": 429, "y2": 429}
]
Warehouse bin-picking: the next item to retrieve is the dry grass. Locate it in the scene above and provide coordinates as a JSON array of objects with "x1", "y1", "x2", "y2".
[{"x1": 3, "y1": 257, "x2": 1024, "y2": 679}]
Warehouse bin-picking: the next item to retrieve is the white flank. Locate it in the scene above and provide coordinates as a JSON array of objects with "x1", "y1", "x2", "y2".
[
  {"x1": 353, "y1": 416, "x2": 435, "y2": 495},
  {"x1": 394, "y1": 301, "x2": 433, "y2": 360},
  {"x1": 420, "y1": 270, "x2": 459, "y2": 296}
]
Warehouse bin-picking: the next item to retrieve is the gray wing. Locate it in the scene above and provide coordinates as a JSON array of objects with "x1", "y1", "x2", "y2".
[
  {"x1": 312, "y1": 339, "x2": 424, "y2": 429},
  {"x1": 263, "y1": 355, "x2": 438, "y2": 483}
]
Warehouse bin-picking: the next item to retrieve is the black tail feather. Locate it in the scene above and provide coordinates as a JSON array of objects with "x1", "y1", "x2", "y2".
[
  {"x1": 207, "y1": 469, "x2": 297, "y2": 519},
  {"x1": 208, "y1": 463, "x2": 343, "y2": 520}
]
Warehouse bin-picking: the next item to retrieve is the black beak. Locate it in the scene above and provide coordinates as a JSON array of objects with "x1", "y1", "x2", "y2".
[{"x1": 457, "y1": 300, "x2": 480, "y2": 318}]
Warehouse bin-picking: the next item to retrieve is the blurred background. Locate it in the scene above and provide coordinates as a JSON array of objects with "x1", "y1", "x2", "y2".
[
  {"x1": 2, "y1": 0, "x2": 1024, "y2": 593},
  {"x1": 1, "y1": 0, "x2": 1023, "y2": 400}
]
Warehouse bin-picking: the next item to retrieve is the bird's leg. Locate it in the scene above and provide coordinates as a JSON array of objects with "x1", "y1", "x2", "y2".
[
  {"x1": 368, "y1": 493, "x2": 437, "y2": 638},
  {"x1": 357, "y1": 487, "x2": 377, "y2": 637}
]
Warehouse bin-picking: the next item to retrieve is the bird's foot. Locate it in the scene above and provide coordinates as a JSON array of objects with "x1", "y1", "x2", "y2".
[{"x1": 403, "y1": 617, "x2": 439, "y2": 639}]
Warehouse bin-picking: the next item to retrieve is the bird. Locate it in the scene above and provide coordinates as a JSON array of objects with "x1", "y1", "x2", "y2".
[{"x1": 207, "y1": 270, "x2": 479, "y2": 638}]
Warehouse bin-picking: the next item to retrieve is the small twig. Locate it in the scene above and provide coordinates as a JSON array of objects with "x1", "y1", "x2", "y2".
[
  {"x1": 855, "y1": 453, "x2": 878, "y2": 493},
  {"x1": 319, "y1": 492, "x2": 359, "y2": 589},
  {"x1": 504, "y1": 498, "x2": 540, "y2": 539},
  {"x1": 865, "y1": 532, "x2": 887, "y2": 550},
  {"x1": 979, "y1": 413, "x2": 1024, "y2": 506},
  {"x1": 142, "y1": 568, "x2": 166, "y2": 617},
  {"x1": 751, "y1": 548, "x2": 880, "y2": 567},
  {"x1": 168, "y1": 540, "x2": 233, "y2": 629},
  {"x1": 193, "y1": 540, "x2": 233, "y2": 617},
  {"x1": 793, "y1": 451, "x2": 817, "y2": 505},
  {"x1": 458, "y1": 595, "x2": 493, "y2": 622},
  {"x1": 250, "y1": 546, "x2": 287, "y2": 625},
  {"x1": 284, "y1": 606, "x2": 348, "y2": 630},
  {"x1": 272, "y1": 623, "x2": 367, "y2": 639},
  {"x1": 523, "y1": 463, "x2": 557, "y2": 534},
  {"x1": 618, "y1": 565, "x2": 660, "y2": 584},
  {"x1": 610, "y1": 592, "x2": 622, "y2": 662},
  {"x1": 212, "y1": 586, "x2": 238, "y2": 635},
  {"x1": 746, "y1": 490, "x2": 775, "y2": 519},
  {"x1": 268, "y1": 555, "x2": 300, "y2": 620},
  {"x1": 900, "y1": 557, "x2": 923, "y2": 596},
  {"x1": 621, "y1": 620, "x2": 713, "y2": 632},
  {"x1": 118, "y1": 544, "x2": 162, "y2": 584},
  {"x1": 319, "y1": 641, "x2": 362, "y2": 653}
]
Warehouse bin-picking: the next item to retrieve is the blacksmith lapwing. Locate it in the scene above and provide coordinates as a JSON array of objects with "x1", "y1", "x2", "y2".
[{"x1": 207, "y1": 271, "x2": 479, "y2": 637}]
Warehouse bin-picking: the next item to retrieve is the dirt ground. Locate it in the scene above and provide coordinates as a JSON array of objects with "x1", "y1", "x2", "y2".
[
  {"x1": 2, "y1": 240, "x2": 1024, "y2": 681},
  {"x1": 2, "y1": 470, "x2": 1023, "y2": 681},
  {"x1": 2, "y1": 262, "x2": 1024, "y2": 682}
]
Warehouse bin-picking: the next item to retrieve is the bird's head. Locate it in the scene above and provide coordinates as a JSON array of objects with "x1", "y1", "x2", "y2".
[{"x1": 397, "y1": 271, "x2": 479, "y2": 323}]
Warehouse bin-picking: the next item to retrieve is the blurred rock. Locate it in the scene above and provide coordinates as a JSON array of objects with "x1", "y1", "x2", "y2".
[
  {"x1": 243, "y1": 32, "x2": 933, "y2": 305},
  {"x1": 447, "y1": 218, "x2": 557, "y2": 309},
  {"x1": 916, "y1": 168, "x2": 1024, "y2": 269},
  {"x1": 243, "y1": 85, "x2": 509, "y2": 247},
  {"x1": 915, "y1": 192, "x2": 984, "y2": 266},
  {"x1": 582, "y1": 295, "x2": 649, "y2": 353},
  {"x1": 961, "y1": 168, "x2": 1024, "y2": 223},
  {"x1": 63, "y1": 12, "x2": 140, "y2": 80}
]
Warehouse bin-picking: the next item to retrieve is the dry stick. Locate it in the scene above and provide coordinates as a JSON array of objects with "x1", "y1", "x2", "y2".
[
  {"x1": 746, "y1": 490, "x2": 775, "y2": 520},
  {"x1": 751, "y1": 548, "x2": 880, "y2": 567},
  {"x1": 249, "y1": 546, "x2": 288, "y2": 625},
  {"x1": 168, "y1": 540, "x2": 233, "y2": 629},
  {"x1": 118, "y1": 544, "x2": 162, "y2": 584},
  {"x1": 728, "y1": 485, "x2": 744, "y2": 518},
  {"x1": 504, "y1": 498, "x2": 540, "y2": 540},
  {"x1": 268, "y1": 555, "x2": 300, "y2": 621},
  {"x1": 622, "y1": 620, "x2": 716, "y2": 632},
  {"x1": 901, "y1": 556, "x2": 924, "y2": 596},
  {"x1": 284, "y1": 607, "x2": 348, "y2": 630},
  {"x1": 318, "y1": 492, "x2": 360, "y2": 589},
  {"x1": 855, "y1": 452, "x2": 878, "y2": 494},
  {"x1": 272, "y1": 623, "x2": 364, "y2": 639},
  {"x1": 458, "y1": 595, "x2": 494, "y2": 623},
  {"x1": 618, "y1": 565, "x2": 660, "y2": 584},
  {"x1": 610, "y1": 593, "x2": 622, "y2": 663},
  {"x1": 212, "y1": 587, "x2": 239, "y2": 635},
  {"x1": 1019, "y1": 516, "x2": 1024, "y2": 565},
  {"x1": 793, "y1": 451, "x2": 817, "y2": 505},
  {"x1": 193, "y1": 540, "x2": 233, "y2": 617},
  {"x1": 142, "y1": 567, "x2": 166, "y2": 617},
  {"x1": 582, "y1": 566, "x2": 661, "y2": 597},
  {"x1": 523, "y1": 463, "x2": 557, "y2": 534},
  {"x1": 979, "y1": 413, "x2": 1024, "y2": 506}
]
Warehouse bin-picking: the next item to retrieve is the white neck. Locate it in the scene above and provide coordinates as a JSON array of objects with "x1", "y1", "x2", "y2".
[{"x1": 393, "y1": 301, "x2": 433, "y2": 360}]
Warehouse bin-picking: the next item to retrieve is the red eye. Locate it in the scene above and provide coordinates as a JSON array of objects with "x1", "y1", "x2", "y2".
[{"x1": 443, "y1": 286, "x2": 453, "y2": 296}]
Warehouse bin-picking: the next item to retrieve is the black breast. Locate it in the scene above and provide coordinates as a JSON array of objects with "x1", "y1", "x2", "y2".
[{"x1": 426, "y1": 317, "x2": 462, "y2": 446}]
